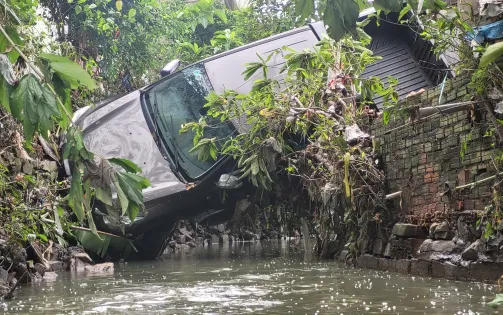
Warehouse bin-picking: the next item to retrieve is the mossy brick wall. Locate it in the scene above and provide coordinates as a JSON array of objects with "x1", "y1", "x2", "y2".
[{"x1": 371, "y1": 75, "x2": 497, "y2": 223}]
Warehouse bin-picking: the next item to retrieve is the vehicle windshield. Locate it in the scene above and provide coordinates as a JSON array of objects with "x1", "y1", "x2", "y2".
[{"x1": 145, "y1": 64, "x2": 234, "y2": 179}]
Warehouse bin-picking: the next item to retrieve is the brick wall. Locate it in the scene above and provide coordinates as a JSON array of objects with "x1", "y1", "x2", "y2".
[{"x1": 371, "y1": 75, "x2": 497, "y2": 223}]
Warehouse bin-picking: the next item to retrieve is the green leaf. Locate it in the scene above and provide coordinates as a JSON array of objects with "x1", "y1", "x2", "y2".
[
  {"x1": 0, "y1": 26, "x2": 24, "y2": 63},
  {"x1": 116, "y1": 0, "x2": 123, "y2": 11},
  {"x1": 242, "y1": 62, "x2": 262, "y2": 80},
  {"x1": 75, "y1": 5, "x2": 82, "y2": 14},
  {"x1": 113, "y1": 177, "x2": 129, "y2": 215},
  {"x1": 87, "y1": 207, "x2": 101, "y2": 238},
  {"x1": 95, "y1": 186, "x2": 113, "y2": 206},
  {"x1": 37, "y1": 234, "x2": 48, "y2": 242},
  {"x1": 209, "y1": 146, "x2": 217, "y2": 160},
  {"x1": 373, "y1": 0, "x2": 402, "y2": 12},
  {"x1": 0, "y1": 74, "x2": 12, "y2": 113},
  {"x1": 0, "y1": 1, "x2": 21, "y2": 25},
  {"x1": 251, "y1": 79, "x2": 273, "y2": 92},
  {"x1": 10, "y1": 74, "x2": 60, "y2": 140},
  {"x1": 324, "y1": 0, "x2": 359, "y2": 41},
  {"x1": 116, "y1": 173, "x2": 143, "y2": 206},
  {"x1": 295, "y1": 0, "x2": 315, "y2": 20},
  {"x1": 214, "y1": 9, "x2": 227, "y2": 23},
  {"x1": 39, "y1": 53, "x2": 97, "y2": 90},
  {"x1": 121, "y1": 172, "x2": 151, "y2": 189},
  {"x1": 398, "y1": 4, "x2": 411, "y2": 21},
  {"x1": 127, "y1": 202, "x2": 140, "y2": 221},
  {"x1": 109, "y1": 157, "x2": 142, "y2": 173},
  {"x1": 52, "y1": 74, "x2": 73, "y2": 129},
  {"x1": 128, "y1": 8, "x2": 137, "y2": 18},
  {"x1": 251, "y1": 159, "x2": 259, "y2": 175},
  {"x1": 480, "y1": 41, "x2": 503, "y2": 68},
  {"x1": 488, "y1": 294, "x2": 503, "y2": 309},
  {"x1": 89, "y1": 3, "x2": 97, "y2": 9},
  {"x1": 68, "y1": 168, "x2": 85, "y2": 222}
]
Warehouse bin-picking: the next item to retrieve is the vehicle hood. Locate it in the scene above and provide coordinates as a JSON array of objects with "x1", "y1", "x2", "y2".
[{"x1": 78, "y1": 91, "x2": 186, "y2": 201}]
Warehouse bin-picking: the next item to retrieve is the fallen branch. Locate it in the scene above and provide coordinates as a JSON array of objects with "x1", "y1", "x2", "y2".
[
  {"x1": 4, "y1": 271, "x2": 25, "y2": 300},
  {"x1": 13, "y1": 131, "x2": 32, "y2": 161},
  {"x1": 483, "y1": 101, "x2": 503, "y2": 144}
]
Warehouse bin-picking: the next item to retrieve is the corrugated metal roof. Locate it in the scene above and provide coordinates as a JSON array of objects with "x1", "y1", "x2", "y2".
[
  {"x1": 362, "y1": 32, "x2": 432, "y2": 108},
  {"x1": 361, "y1": 16, "x2": 450, "y2": 109}
]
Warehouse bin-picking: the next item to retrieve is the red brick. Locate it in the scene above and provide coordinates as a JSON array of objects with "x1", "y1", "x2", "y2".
[
  {"x1": 474, "y1": 200, "x2": 486, "y2": 210},
  {"x1": 464, "y1": 200, "x2": 475, "y2": 209}
]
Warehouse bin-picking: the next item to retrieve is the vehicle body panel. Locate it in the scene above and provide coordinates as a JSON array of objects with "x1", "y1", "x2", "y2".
[
  {"x1": 204, "y1": 24, "x2": 321, "y2": 94},
  {"x1": 71, "y1": 22, "x2": 326, "y2": 258},
  {"x1": 80, "y1": 91, "x2": 187, "y2": 203}
]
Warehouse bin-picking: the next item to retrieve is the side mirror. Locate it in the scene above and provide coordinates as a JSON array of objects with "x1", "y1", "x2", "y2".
[
  {"x1": 217, "y1": 173, "x2": 243, "y2": 190},
  {"x1": 160, "y1": 59, "x2": 180, "y2": 77}
]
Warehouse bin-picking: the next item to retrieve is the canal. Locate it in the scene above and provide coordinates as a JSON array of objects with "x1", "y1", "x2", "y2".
[{"x1": 4, "y1": 241, "x2": 498, "y2": 314}]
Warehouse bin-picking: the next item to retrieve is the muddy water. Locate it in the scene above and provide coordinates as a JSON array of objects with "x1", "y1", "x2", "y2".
[{"x1": 5, "y1": 241, "x2": 500, "y2": 314}]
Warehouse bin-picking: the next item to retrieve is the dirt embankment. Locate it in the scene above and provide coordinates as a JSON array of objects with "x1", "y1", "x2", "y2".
[{"x1": 0, "y1": 108, "x2": 115, "y2": 298}]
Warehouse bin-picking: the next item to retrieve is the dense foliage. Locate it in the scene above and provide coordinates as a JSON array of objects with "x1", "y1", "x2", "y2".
[{"x1": 0, "y1": 0, "x2": 311, "y2": 247}]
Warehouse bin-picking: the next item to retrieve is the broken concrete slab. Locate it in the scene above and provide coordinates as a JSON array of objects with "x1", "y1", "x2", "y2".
[
  {"x1": 179, "y1": 228, "x2": 194, "y2": 241},
  {"x1": 429, "y1": 223, "x2": 440, "y2": 239},
  {"x1": 461, "y1": 239, "x2": 485, "y2": 261},
  {"x1": 34, "y1": 263, "x2": 47, "y2": 277},
  {"x1": 43, "y1": 272, "x2": 58, "y2": 281},
  {"x1": 392, "y1": 223, "x2": 426, "y2": 238},
  {"x1": 39, "y1": 160, "x2": 58, "y2": 172},
  {"x1": 73, "y1": 252, "x2": 93, "y2": 264},
  {"x1": 384, "y1": 242, "x2": 392, "y2": 258},
  {"x1": 338, "y1": 250, "x2": 349, "y2": 262},
  {"x1": 434, "y1": 221, "x2": 453, "y2": 240},
  {"x1": 410, "y1": 259, "x2": 430, "y2": 276},
  {"x1": 419, "y1": 239, "x2": 459, "y2": 253},
  {"x1": 48, "y1": 261, "x2": 64, "y2": 272},
  {"x1": 377, "y1": 258, "x2": 389, "y2": 271},
  {"x1": 431, "y1": 261, "x2": 446, "y2": 278},
  {"x1": 444, "y1": 262, "x2": 470, "y2": 281},
  {"x1": 396, "y1": 259, "x2": 411, "y2": 274},
  {"x1": 358, "y1": 254, "x2": 379, "y2": 269},
  {"x1": 389, "y1": 237, "x2": 425, "y2": 259},
  {"x1": 242, "y1": 230, "x2": 255, "y2": 241},
  {"x1": 372, "y1": 238, "x2": 386, "y2": 256},
  {"x1": 469, "y1": 262, "x2": 503, "y2": 282},
  {"x1": 457, "y1": 217, "x2": 481, "y2": 243},
  {"x1": 69, "y1": 257, "x2": 88, "y2": 272},
  {"x1": 219, "y1": 235, "x2": 229, "y2": 244},
  {"x1": 84, "y1": 263, "x2": 114, "y2": 274}
]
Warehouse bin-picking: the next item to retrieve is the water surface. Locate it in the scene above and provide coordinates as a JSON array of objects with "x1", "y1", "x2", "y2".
[{"x1": 5, "y1": 241, "x2": 499, "y2": 314}]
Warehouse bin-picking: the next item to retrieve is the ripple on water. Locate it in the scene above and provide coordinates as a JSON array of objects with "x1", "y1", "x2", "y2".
[{"x1": 7, "y1": 241, "x2": 499, "y2": 314}]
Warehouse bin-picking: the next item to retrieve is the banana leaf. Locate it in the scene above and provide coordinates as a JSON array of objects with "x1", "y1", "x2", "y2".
[{"x1": 72, "y1": 227, "x2": 137, "y2": 259}]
